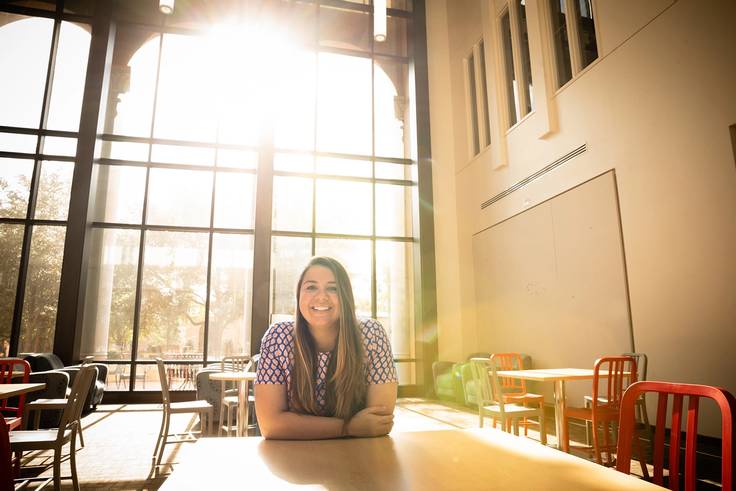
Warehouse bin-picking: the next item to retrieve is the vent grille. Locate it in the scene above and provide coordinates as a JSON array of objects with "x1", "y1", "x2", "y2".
[{"x1": 480, "y1": 143, "x2": 587, "y2": 210}]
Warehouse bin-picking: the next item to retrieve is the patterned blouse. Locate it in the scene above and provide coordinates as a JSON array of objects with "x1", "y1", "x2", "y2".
[{"x1": 255, "y1": 318, "x2": 398, "y2": 416}]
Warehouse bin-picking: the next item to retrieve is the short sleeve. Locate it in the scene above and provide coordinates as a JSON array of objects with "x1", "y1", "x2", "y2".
[
  {"x1": 255, "y1": 323, "x2": 292, "y2": 384},
  {"x1": 362, "y1": 319, "x2": 398, "y2": 384}
]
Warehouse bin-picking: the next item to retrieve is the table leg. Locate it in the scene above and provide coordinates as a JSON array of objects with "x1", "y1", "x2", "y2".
[
  {"x1": 553, "y1": 380, "x2": 567, "y2": 449},
  {"x1": 243, "y1": 380, "x2": 250, "y2": 437},
  {"x1": 236, "y1": 380, "x2": 247, "y2": 437}
]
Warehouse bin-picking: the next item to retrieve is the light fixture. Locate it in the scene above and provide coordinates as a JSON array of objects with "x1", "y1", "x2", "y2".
[
  {"x1": 159, "y1": 0, "x2": 175, "y2": 15},
  {"x1": 373, "y1": 0, "x2": 386, "y2": 43}
]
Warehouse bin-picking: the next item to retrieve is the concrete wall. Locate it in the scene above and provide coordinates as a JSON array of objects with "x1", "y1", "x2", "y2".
[{"x1": 426, "y1": 0, "x2": 736, "y2": 436}]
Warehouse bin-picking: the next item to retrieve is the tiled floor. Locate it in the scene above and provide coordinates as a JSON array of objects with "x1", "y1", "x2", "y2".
[{"x1": 14, "y1": 399, "x2": 607, "y2": 490}]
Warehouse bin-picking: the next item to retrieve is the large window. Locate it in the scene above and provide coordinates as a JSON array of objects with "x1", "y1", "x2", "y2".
[
  {"x1": 75, "y1": 1, "x2": 417, "y2": 392},
  {"x1": 549, "y1": 0, "x2": 598, "y2": 88},
  {"x1": 0, "y1": 9, "x2": 91, "y2": 355}
]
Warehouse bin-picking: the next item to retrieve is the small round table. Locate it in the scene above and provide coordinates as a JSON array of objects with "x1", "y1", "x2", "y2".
[{"x1": 209, "y1": 371, "x2": 257, "y2": 437}]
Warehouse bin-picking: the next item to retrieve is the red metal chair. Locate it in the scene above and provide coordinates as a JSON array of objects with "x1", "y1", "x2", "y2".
[
  {"x1": 0, "y1": 358, "x2": 31, "y2": 431},
  {"x1": 561, "y1": 355, "x2": 638, "y2": 466},
  {"x1": 616, "y1": 381, "x2": 735, "y2": 491},
  {"x1": 490, "y1": 352, "x2": 544, "y2": 436}
]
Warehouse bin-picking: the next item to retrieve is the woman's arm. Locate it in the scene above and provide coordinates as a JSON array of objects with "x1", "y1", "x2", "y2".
[
  {"x1": 255, "y1": 384, "x2": 394, "y2": 440},
  {"x1": 366, "y1": 382, "x2": 398, "y2": 413}
]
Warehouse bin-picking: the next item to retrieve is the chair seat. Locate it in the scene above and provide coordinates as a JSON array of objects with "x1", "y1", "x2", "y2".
[
  {"x1": 480, "y1": 403, "x2": 542, "y2": 417},
  {"x1": 27, "y1": 398, "x2": 68, "y2": 409},
  {"x1": 503, "y1": 392, "x2": 543, "y2": 403},
  {"x1": 10, "y1": 428, "x2": 72, "y2": 449},
  {"x1": 169, "y1": 400, "x2": 213, "y2": 414},
  {"x1": 566, "y1": 405, "x2": 619, "y2": 421}
]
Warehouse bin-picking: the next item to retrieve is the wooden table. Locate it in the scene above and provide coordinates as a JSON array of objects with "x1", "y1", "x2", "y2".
[
  {"x1": 160, "y1": 428, "x2": 660, "y2": 490},
  {"x1": 208, "y1": 371, "x2": 256, "y2": 437},
  {"x1": 1, "y1": 383, "x2": 45, "y2": 491},
  {"x1": 496, "y1": 368, "x2": 612, "y2": 448}
]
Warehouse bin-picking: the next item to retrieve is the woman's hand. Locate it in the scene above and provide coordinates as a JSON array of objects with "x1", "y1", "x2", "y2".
[{"x1": 345, "y1": 406, "x2": 394, "y2": 437}]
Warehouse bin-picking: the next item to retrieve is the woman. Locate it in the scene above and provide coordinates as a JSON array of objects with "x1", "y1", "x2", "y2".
[{"x1": 255, "y1": 256, "x2": 398, "y2": 439}]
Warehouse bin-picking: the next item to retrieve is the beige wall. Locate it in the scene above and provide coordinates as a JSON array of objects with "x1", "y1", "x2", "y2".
[{"x1": 426, "y1": 0, "x2": 736, "y2": 436}]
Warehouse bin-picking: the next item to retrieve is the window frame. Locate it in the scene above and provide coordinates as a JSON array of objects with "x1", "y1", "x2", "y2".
[
  {"x1": 463, "y1": 38, "x2": 491, "y2": 158},
  {"x1": 497, "y1": 1, "x2": 534, "y2": 130},
  {"x1": 548, "y1": 0, "x2": 599, "y2": 90}
]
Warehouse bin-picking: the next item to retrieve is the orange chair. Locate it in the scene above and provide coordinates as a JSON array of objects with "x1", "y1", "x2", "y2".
[
  {"x1": 616, "y1": 381, "x2": 735, "y2": 491},
  {"x1": 561, "y1": 355, "x2": 637, "y2": 466},
  {"x1": 490, "y1": 353, "x2": 544, "y2": 436},
  {"x1": 0, "y1": 358, "x2": 31, "y2": 431}
]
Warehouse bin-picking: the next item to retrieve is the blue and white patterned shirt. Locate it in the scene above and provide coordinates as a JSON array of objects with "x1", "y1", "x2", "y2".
[{"x1": 255, "y1": 318, "x2": 398, "y2": 416}]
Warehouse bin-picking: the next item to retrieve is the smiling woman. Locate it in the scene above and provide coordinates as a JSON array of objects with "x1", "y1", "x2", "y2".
[{"x1": 255, "y1": 256, "x2": 398, "y2": 440}]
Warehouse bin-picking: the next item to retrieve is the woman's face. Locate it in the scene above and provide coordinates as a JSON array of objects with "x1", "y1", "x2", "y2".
[{"x1": 299, "y1": 265, "x2": 341, "y2": 331}]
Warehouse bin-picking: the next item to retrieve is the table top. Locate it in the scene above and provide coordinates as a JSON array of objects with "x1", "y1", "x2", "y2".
[
  {"x1": 496, "y1": 368, "x2": 611, "y2": 381},
  {"x1": 209, "y1": 371, "x2": 257, "y2": 382},
  {"x1": 0, "y1": 383, "x2": 45, "y2": 400},
  {"x1": 160, "y1": 428, "x2": 660, "y2": 490}
]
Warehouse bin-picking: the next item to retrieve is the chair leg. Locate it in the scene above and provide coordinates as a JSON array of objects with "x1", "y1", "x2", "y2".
[
  {"x1": 70, "y1": 430, "x2": 80, "y2": 491},
  {"x1": 219, "y1": 402, "x2": 226, "y2": 437},
  {"x1": 77, "y1": 417, "x2": 85, "y2": 448},
  {"x1": 53, "y1": 447, "x2": 62, "y2": 490},
  {"x1": 512, "y1": 419, "x2": 519, "y2": 436},
  {"x1": 478, "y1": 408, "x2": 484, "y2": 428},
  {"x1": 155, "y1": 411, "x2": 170, "y2": 467},
  {"x1": 561, "y1": 416, "x2": 570, "y2": 453},
  {"x1": 152, "y1": 410, "x2": 166, "y2": 464},
  {"x1": 591, "y1": 420, "x2": 602, "y2": 465},
  {"x1": 539, "y1": 412, "x2": 547, "y2": 446}
]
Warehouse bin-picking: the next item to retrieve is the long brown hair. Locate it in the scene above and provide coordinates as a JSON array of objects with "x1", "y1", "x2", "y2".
[{"x1": 290, "y1": 256, "x2": 366, "y2": 419}]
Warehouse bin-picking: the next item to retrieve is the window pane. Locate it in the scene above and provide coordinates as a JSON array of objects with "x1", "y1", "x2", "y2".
[
  {"x1": 137, "y1": 231, "x2": 208, "y2": 361},
  {"x1": 375, "y1": 60, "x2": 409, "y2": 158},
  {"x1": 91, "y1": 165, "x2": 146, "y2": 224},
  {"x1": 500, "y1": 11, "x2": 519, "y2": 127},
  {"x1": 146, "y1": 168, "x2": 213, "y2": 227},
  {"x1": 151, "y1": 144, "x2": 215, "y2": 166},
  {"x1": 466, "y1": 52, "x2": 480, "y2": 154},
  {"x1": 109, "y1": 26, "x2": 160, "y2": 138},
  {"x1": 272, "y1": 176, "x2": 313, "y2": 232},
  {"x1": 314, "y1": 238, "x2": 371, "y2": 317},
  {"x1": 376, "y1": 240, "x2": 414, "y2": 364},
  {"x1": 154, "y1": 33, "x2": 218, "y2": 142},
  {"x1": 375, "y1": 161, "x2": 415, "y2": 181},
  {"x1": 81, "y1": 228, "x2": 141, "y2": 361},
  {"x1": 478, "y1": 41, "x2": 492, "y2": 145},
  {"x1": 102, "y1": 141, "x2": 150, "y2": 162},
  {"x1": 317, "y1": 53, "x2": 372, "y2": 156},
  {"x1": 375, "y1": 183, "x2": 412, "y2": 237},
  {"x1": 214, "y1": 172, "x2": 256, "y2": 229},
  {"x1": 518, "y1": 1, "x2": 534, "y2": 114},
  {"x1": 550, "y1": 0, "x2": 573, "y2": 87},
  {"x1": 35, "y1": 161, "x2": 74, "y2": 221},
  {"x1": 0, "y1": 158, "x2": 33, "y2": 218},
  {"x1": 274, "y1": 153, "x2": 313, "y2": 174},
  {"x1": 576, "y1": 0, "x2": 598, "y2": 69},
  {"x1": 315, "y1": 156, "x2": 372, "y2": 178},
  {"x1": 18, "y1": 225, "x2": 66, "y2": 353},
  {"x1": 45, "y1": 22, "x2": 91, "y2": 132},
  {"x1": 0, "y1": 132, "x2": 36, "y2": 154},
  {"x1": 217, "y1": 149, "x2": 258, "y2": 169},
  {"x1": 42, "y1": 136, "x2": 78, "y2": 157},
  {"x1": 0, "y1": 224, "x2": 24, "y2": 346},
  {"x1": 274, "y1": 50, "x2": 316, "y2": 152},
  {"x1": 319, "y1": 5, "x2": 370, "y2": 53},
  {"x1": 270, "y1": 236, "x2": 312, "y2": 321},
  {"x1": 0, "y1": 14, "x2": 53, "y2": 128},
  {"x1": 315, "y1": 179, "x2": 372, "y2": 235},
  {"x1": 208, "y1": 233, "x2": 254, "y2": 358}
]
